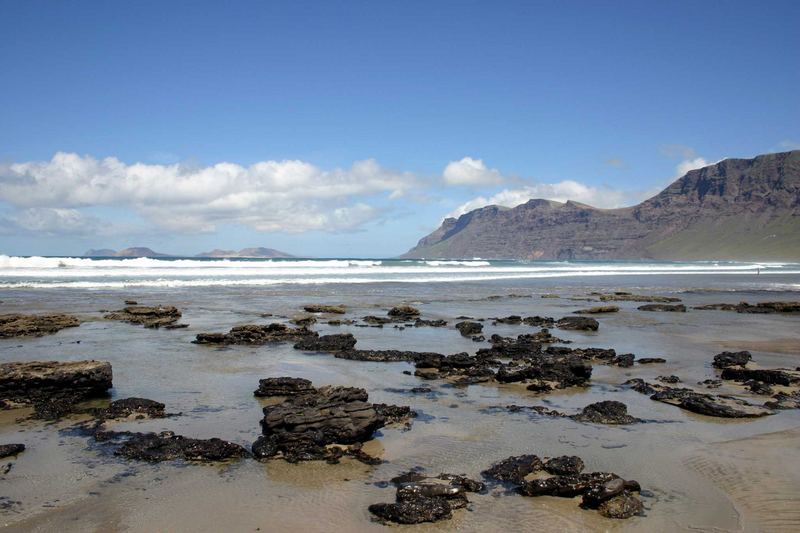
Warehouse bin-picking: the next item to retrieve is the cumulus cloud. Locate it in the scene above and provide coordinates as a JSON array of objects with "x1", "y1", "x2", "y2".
[
  {"x1": 0, "y1": 153, "x2": 418, "y2": 234},
  {"x1": 442, "y1": 157, "x2": 504, "y2": 186},
  {"x1": 446, "y1": 180, "x2": 640, "y2": 219},
  {"x1": 674, "y1": 157, "x2": 710, "y2": 178}
]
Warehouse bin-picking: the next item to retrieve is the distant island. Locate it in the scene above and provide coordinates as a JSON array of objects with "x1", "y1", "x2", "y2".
[
  {"x1": 195, "y1": 247, "x2": 294, "y2": 258},
  {"x1": 404, "y1": 150, "x2": 800, "y2": 261},
  {"x1": 83, "y1": 247, "x2": 169, "y2": 258},
  {"x1": 83, "y1": 246, "x2": 294, "y2": 258}
]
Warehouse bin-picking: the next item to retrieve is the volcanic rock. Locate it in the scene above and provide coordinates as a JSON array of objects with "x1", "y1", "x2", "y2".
[
  {"x1": 637, "y1": 304, "x2": 687, "y2": 312},
  {"x1": 194, "y1": 323, "x2": 315, "y2": 345},
  {"x1": 712, "y1": 351, "x2": 752, "y2": 368},
  {"x1": 104, "y1": 305, "x2": 182, "y2": 328},
  {"x1": 556, "y1": 316, "x2": 599, "y2": 331},
  {"x1": 0, "y1": 313, "x2": 81, "y2": 338},
  {"x1": 254, "y1": 377, "x2": 315, "y2": 397}
]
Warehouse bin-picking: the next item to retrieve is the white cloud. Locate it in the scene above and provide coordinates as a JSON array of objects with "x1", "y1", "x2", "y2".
[
  {"x1": 442, "y1": 157, "x2": 504, "y2": 186},
  {"x1": 674, "y1": 157, "x2": 709, "y2": 178},
  {"x1": 0, "y1": 153, "x2": 418, "y2": 234},
  {"x1": 10, "y1": 208, "x2": 102, "y2": 236},
  {"x1": 446, "y1": 180, "x2": 639, "y2": 219}
]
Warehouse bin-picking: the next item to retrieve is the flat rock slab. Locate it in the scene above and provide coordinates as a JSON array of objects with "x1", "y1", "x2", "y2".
[
  {"x1": 104, "y1": 306, "x2": 182, "y2": 328},
  {"x1": 97, "y1": 430, "x2": 247, "y2": 463},
  {"x1": 0, "y1": 443, "x2": 25, "y2": 458},
  {"x1": 194, "y1": 323, "x2": 315, "y2": 345},
  {"x1": 0, "y1": 360, "x2": 113, "y2": 405},
  {"x1": 0, "y1": 313, "x2": 80, "y2": 338}
]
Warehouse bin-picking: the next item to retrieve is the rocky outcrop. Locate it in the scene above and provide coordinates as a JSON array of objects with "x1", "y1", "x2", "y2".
[
  {"x1": 0, "y1": 444, "x2": 25, "y2": 459},
  {"x1": 626, "y1": 379, "x2": 773, "y2": 418},
  {"x1": 94, "y1": 398, "x2": 166, "y2": 421},
  {"x1": 637, "y1": 304, "x2": 687, "y2": 312},
  {"x1": 253, "y1": 377, "x2": 315, "y2": 397},
  {"x1": 194, "y1": 323, "x2": 315, "y2": 345},
  {"x1": 571, "y1": 401, "x2": 641, "y2": 424},
  {"x1": 104, "y1": 306, "x2": 183, "y2": 329},
  {"x1": 695, "y1": 301, "x2": 800, "y2": 313},
  {"x1": 556, "y1": 316, "x2": 599, "y2": 331},
  {"x1": 403, "y1": 151, "x2": 800, "y2": 260},
  {"x1": 0, "y1": 313, "x2": 80, "y2": 338},
  {"x1": 303, "y1": 304, "x2": 346, "y2": 314},
  {"x1": 369, "y1": 471, "x2": 485, "y2": 524},
  {"x1": 0, "y1": 360, "x2": 113, "y2": 419},
  {"x1": 712, "y1": 351, "x2": 752, "y2": 368},
  {"x1": 253, "y1": 382, "x2": 412, "y2": 463},
  {"x1": 96, "y1": 430, "x2": 247, "y2": 462},
  {"x1": 574, "y1": 306, "x2": 619, "y2": 314}
]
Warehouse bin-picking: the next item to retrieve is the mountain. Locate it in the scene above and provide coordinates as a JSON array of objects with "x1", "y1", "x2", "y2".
[
  {"x1": 195, "y1": 247, "x2": 294, "y2": 258},
  {"x1": 83, "y1": 247, "x2": 169, "y2": 257},
  {"x1": 403, "y1": 150, "x2": 800, "y2": 261}
]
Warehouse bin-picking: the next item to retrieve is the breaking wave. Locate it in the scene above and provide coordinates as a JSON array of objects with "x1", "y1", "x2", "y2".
[{"x1": 0, "y1": 255, "x2": 796, "y2": 289}]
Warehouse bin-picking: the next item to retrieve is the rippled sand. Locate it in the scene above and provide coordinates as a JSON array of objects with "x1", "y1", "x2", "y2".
[{"x1": 1, "y1": 276, "x2": 799, "y2": 531}]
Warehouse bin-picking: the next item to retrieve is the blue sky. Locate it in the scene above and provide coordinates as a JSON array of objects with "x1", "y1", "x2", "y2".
[{"x1": 1, "y1": 0, "x2": 798, "y2": 257}]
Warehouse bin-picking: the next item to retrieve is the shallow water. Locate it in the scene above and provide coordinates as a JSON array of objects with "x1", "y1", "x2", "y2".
[{"x1": 1, "y1": 270, "x2": 800, "y2": 532}]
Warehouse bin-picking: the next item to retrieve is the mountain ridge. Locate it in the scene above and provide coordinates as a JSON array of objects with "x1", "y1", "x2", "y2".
[{"x1": 403, "y1": 150, "x2": 800, "y2": 260}]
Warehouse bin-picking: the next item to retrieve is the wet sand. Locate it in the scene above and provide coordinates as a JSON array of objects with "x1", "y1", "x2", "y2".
[{"x1": 1, "y1": 277, "x2": 799, "y2": 531}]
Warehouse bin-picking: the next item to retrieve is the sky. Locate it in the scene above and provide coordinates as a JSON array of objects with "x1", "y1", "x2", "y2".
[{"x1": 0, "y1": 0, "x2": 798, "y2": 258}]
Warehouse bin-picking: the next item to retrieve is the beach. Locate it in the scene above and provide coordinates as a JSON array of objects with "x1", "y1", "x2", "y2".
[{"x1": 1, "y1": 258, "x2": 800, "y2": 531}]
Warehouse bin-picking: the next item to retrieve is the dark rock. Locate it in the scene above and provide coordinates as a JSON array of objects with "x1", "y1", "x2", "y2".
[
  {"x1": 254, "y1": 377, "x2": 315, "y2": 397},
  {"x1": 388, "y1": 306, "x2": 421, "y2": 318},
  {"x1": 624, "y1": 378, "x2": 657, "y2": 395},
  {"x1": 544, "y1": 456, "x2": 585, "y2": 476},
  {"x1": 455, "y1": 321, "x2": 483, "y2": 337},
  {"x1": 575, "y1": 306, "x2": 619, "y2": 314},
  {"x1": 581, "y1": 478, "x2": 626, "y2": 507},
  {"x1": 612, "y1": 353, "x2": 635, "y2": 367},
  {"x1": 0, "y1": 360, "x2": 113, "y2": 419},
  {"x1": 736, "y1": 301, "x2": 800, "y2": 314},
  {"x1": 720, "y1": 367, "x2": 800, "y2": 386},
  {"x1": 95, "y1": 398, "x2": 165, "y2": 420},
  {"x1": 571, "y1": 401, "x2": 640, "y2": 425},
  {"x1": 600, "y1": 294, "x2": 681, "y2": 303},
  {"x1": 523, "y1": 316, "x2": 556, "y2": 327},
  {"x1": 104, "y1": 305, "x2": 182, "y2": 328},
  {"x1": 294, "y1": 333, "x2": 357, "y2": 352},
  {"x1": 518, "y1": 472, "x2": 618, "y2": 497},
  {"x1": 103, "y1": 430, "x2": 247, "y2": 462},
  {"x1": 0, "y1": 443, "x2": 25, "y2": 458},
  {"x1": 362, "y1": 315, "x2": 393, "y2": 326},
  {"x1": 337, "y1": 349, "x2": 450, "y2": 363},
  {"x1": 637, "y1": 304, "x2": 687, "y2": 312},
  {"x1": 765, "y1": 391, "x2": 800, "y2": 410},
  {"x1": 369, "y1": 496, "x2": 453, "y2": 524},
  {"x1": 369, "y1": 472, "x2": 484, "y2": 524},
  {"x1": 644, "y1": 384, "x2": 774, "y2": 418},
  {"x1": 693, "y1": 303, "x2": 739, "y2": 311},
  {"x1": 194, "y1": 323, "x2": 315, "y2": 345},
  {"x1": 124, "y1": 300, "x2": 137, "y2": 305},
  {"x1": 699, "y1": 379, "x2": 723, "y2": 389},
  {"x1": 744, "y1": 380, "x2": 774, "y2": 395},
  {"x1": 493, "y1": 315, "x2": 523, "y2": 324},
  {"x1": 598, "y1": 492, "x2": 645, "y2": 519},
  {"x1": 256, "y1": 384, "x2": 403, "y2": 463},
  {"x1": 481, "y1": 454, "x2": 543, "y2": 484},
  {"x1": 556, "y1": 316, "x2": 599, "y2": 331},
  {"x1": 657, "y1": 375, "x2": 682, "y2": 384},
  {"x1": 496, "y1": 356, "x2": 592, "y2": 392},
  {"x1": 289, "y1": 315, "x2": 317, "y2": 326},
  {"x1": 303, "y1": 304, "x2": 346, "y2": 314},
  {"x1": 373, "y1": 403, "x2": 416, "y2": 425},
  {"x1": 0, "y1": 313, "x2": 81, "y2": 338},
  {"x1": 414, "y1": 319, "x2": 447, "y2": 327},
  {"x1": 712, "y1": 351, "x2": 752, "y2": 368},
  {"x1": 637, "y1": 358, "x2": 666, "y2": 364},
  {"x1": 695, "y1": 301, "x2": 800, "y2": 314}
]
